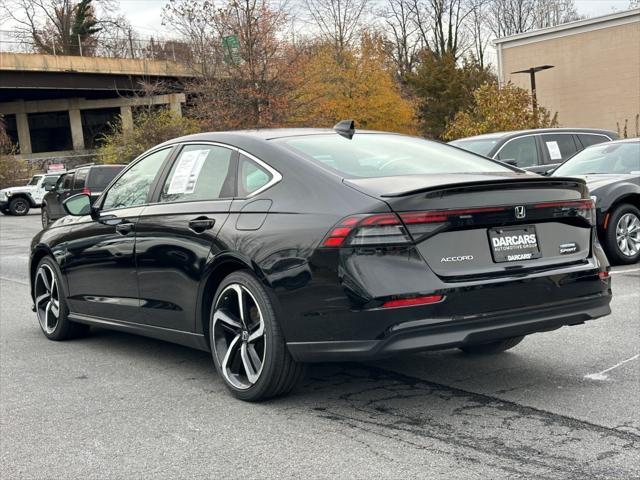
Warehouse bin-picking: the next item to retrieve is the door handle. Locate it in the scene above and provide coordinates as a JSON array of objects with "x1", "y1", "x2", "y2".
[
  {"x1": 115, "y1": 222, "x2": 134, "y2": 235},
  {"x1": 188, "y1": 217, "x2": 215, "y2": 233}
]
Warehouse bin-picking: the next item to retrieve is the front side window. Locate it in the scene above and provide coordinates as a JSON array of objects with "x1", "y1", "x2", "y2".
[
  {"x1": 102, "y1": 148, "x2": 171, "y2": 210},
  {"x1": 238, "y1": 154, "x2": 272, "y2": 196},
  {"x1": 28, "y1": 176, "x2": 42, "y2": 186},
  {"x1": 73, "y1": 169, "x2": 89, "y2": 190},
  {"x1": 541, "y1": 134, "x2": 578, "y2": 163},
  {"x1": 160, "y1": 145, "x2": 235, "y2": 203},
  {"x1": 60, "y1": 174, "x2": 74, "y2": 191},
  {"x1": 276, "y1": 134, "x2": 512, "y2": 178},
  {"x1": 496, "y1": 136, "x2": 539, "y2": 167}
]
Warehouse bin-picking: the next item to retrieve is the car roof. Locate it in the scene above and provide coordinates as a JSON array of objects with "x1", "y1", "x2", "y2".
[
  {"x1": 585, "y1": 137, "x2": 639, "y2": 147},
  {"x1": 452, "y1": 128, "x2": 617, "y2": 142}
]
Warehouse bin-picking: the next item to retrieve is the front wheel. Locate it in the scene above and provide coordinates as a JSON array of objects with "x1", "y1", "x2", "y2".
[
  {"x1": 9, "y1": 197, "x2": 30, "y2": 216},
  {"x1": 210, "y1": 270, "x2": 305, "y2": 401},
  {"x1": 604, "y1": 204, "x2": 640, "y2": 265},
  {"x1": 34, "y1": 257, "x2": 90, "y2": 340},
  {"x1": 460, "y1": 336, "x2": 525, "y2": 355},
  {"x1": 41, "y1": 207, "x2": 51, "y2": 229}
]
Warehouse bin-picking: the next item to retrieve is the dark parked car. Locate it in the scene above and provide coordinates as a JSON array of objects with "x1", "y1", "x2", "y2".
[
  {"x1": 41, "y1": 164, "x2": 124, "y2": 228},
  {"x1": 552, "y1": 138, "x2": 640, "y2": 264},
  {"x1": 29, "y1": 125, "x2": 612, "y2": 401},
  {"x1": 450, "y1": 128, "x2": 617, "y2": 173}
]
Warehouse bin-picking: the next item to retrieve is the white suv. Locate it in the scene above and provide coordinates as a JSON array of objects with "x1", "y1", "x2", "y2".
[{"x1": 0, "y1": 173, "x2": 63, "y2": 216}]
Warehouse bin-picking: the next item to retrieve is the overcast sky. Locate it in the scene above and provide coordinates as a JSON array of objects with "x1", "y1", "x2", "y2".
[{"x1": 116, "y1": 0, "x2": 634, "y2": 38}]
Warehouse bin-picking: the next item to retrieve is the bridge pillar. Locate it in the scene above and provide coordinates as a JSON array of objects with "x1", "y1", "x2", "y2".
[
  {"x1": 120, "y1": 105, "x2": 134, "y2": 132},
  {"x1": 15, "y1": 112, "x2": 32, "y2": 155},
  {"x1": 68, "y1": 109, "x2": 85, "y2": 151},
  {"x1": 169, "y1": 94, "x2": 182, "y2": 117}
]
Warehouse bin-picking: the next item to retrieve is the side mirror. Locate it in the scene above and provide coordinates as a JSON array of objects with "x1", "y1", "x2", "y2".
[
  {"x1": 44, "y1": 184, "x2": 55, "y2": 191},
  {"x1": 544, "y1": 168, "x2": 556, "y2": 176},
  {"x1": 501, "y1": 159, "x2": 518, "y2": 167},
  {"x1": 63, "y1": 193, "x2": 92, "y2": 216}
]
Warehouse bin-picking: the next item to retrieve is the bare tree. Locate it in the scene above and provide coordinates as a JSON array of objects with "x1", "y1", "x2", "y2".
[
  {"x1": 488, "y1": 0, "x2": 581, "y2": 38},
  {"x1": 303, "y1": 0, "x2": 368, "y2": 52},
  {"x1": 466, "y1": 0, "x2": 491, "y2": 68},
  {"x1": 2, "y1": 0, "x2": 129, "y2": 56},
  {"x1": 378, "y1": 0, "x2": 423, "y2": 77}
]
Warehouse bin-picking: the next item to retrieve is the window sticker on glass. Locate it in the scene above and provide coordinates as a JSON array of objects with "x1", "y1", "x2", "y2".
[
  {"x1": 167, "y1": 149, "x2": 209, "y2": 194},
  {"x1": 546, "y1": 141, "x2": 562, "y2": 160}
]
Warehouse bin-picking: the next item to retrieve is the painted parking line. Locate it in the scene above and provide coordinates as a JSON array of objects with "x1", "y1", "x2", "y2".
[
  {"x1": 584, "y1": 354, "x2": 639, "y2": 381},
  {"x1": 609, "y1": 267, "x2": 640, "y2": 275}
]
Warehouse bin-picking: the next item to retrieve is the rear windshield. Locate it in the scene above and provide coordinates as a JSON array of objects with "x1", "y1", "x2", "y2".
[
  {"x1": 87, "y1": 166, "x2": 124, "y2": 190},
  {"x1": 276, "y1": 134, "x2": 511, "y2": 178},
  {"x1": 449, "y1": 138, "x2": 500, "y2": 156},
  {"x1": 553, "y1": 142, "x2": 640, "y2": 176}
]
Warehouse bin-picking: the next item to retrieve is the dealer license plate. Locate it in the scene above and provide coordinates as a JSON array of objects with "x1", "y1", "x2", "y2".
[{"x1": 489, "y1": 226, "x2": 541, "y2": 263}]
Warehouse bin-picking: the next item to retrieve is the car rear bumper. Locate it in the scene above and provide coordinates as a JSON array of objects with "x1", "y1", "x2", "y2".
[{"x1": 287, "y1": 290, "x2": 611, "y2": 362}]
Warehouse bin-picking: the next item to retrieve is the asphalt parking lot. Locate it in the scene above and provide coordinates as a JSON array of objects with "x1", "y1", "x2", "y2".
[{"x1": 1, "y1": 211, "x2": 638, "y2": 479}]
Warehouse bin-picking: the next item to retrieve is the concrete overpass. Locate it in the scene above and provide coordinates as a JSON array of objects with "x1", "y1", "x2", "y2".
[{"x1": 0, "y1": 52, "x2": 197, "y2": 163}]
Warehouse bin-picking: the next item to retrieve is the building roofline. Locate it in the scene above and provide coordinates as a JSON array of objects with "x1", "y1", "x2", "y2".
[{"x1": 494, "y1": 8, "x2": 640, "y2": 46}]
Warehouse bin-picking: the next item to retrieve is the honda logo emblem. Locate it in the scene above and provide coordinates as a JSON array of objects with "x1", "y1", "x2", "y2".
[{"x1": 515, "y1": 206, "x2": 526, "y2": 219}]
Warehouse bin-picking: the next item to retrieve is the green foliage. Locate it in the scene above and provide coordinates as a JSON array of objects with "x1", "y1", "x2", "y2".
[
  {"x1": 444, "y1": 82, "x2": 559, "y2": 140},
  {"x1": 407, "y1": 52, "x2": 495, "y2": 140},
  {"x1": 97, "y1": 108, "x2": 201, "y2": 164}
]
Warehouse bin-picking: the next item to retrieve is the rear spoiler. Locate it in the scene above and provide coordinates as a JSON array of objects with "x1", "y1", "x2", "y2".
[{"x1": 374, "y1": 177, "x2": 587, "y2": 198}]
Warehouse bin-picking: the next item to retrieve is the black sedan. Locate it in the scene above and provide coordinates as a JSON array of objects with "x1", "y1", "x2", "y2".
[
  {"x1": 552, "y1": 138, "x2": 640, "y2": 264},
  {"x1": 29, "y1": 124, "x2": 612, "y2": 401}
]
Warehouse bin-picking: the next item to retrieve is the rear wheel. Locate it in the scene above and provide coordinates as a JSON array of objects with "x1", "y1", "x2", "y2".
[
  {"x1": 9, "y1": 197, "x2": 30, "y2": 216},
  {"x1": 604, "y1": 204, "x2": 640, "y2": 265},
  {"x1": 210, "y1": 270, "x2": 305, "y2": 401},
  {"x1": 34, "y1": 257, "x2": 90, "y2": 340},
  {"x1": 460, "y1": 336, "x2": 525, "y2": 355}
]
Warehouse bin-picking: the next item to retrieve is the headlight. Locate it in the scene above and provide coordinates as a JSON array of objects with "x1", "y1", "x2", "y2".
[
  {"x1": 0, "y1": 192, "x2": 7, "y2": 200},
  {"x1": 590, "y1": 195, "x2": 597, "y2": 205}
]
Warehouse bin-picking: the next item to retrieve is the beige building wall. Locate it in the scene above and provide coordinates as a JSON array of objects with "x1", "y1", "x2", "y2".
[{"x1": 498, "y1": 12, "x2": 640, "y2": 133}]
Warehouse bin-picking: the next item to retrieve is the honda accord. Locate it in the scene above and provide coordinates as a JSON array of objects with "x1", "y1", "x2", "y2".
[{"x1": 29, "y1": 123, "x2": 612, "y2": 401}]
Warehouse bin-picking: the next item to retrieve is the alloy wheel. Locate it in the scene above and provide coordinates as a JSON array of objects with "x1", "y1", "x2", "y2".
[
  {"x1": 212, "y1": 284, "x2": 266, "y2": 390},
  {"x1": 12, "y1": 199, "x2": 28, "y2": 214},
  {"x1": 616, "y1": 212, "x2": 640, "y2": 257},
  {"x1": 34, "y1": 264, "x2": 61, "y2": 334}
]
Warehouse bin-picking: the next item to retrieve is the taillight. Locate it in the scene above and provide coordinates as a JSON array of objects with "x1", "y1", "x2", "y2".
[
  {"x1": 382, "y1": 294, "x2": 443, "y2": 308},
  {"x1": 82, "y1": 187, "x2": 91, "y2": 195},
  {"x1": 322, "y1": 213, "x2": 411, "y2": 247},
  {"x1": 533, "y1": 199, "x2": 595, "y2": 224},
  {"x1": 322, "y1": 207, "x2": 508, "y2": 247}
]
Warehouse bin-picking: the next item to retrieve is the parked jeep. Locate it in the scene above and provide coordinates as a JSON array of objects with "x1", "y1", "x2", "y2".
[{"x1": 0, "y1": 173, "x2": 62, "y2": 216}]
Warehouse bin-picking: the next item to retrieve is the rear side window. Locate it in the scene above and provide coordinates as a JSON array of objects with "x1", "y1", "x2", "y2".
[
  {"x1": 277, "y1": 134, "x2": 512, "y2": 178},
  {"x1": 73, "y1": 169, "x2": 89, "y2": 190},
  {"x1": 578, "y1": 134, "x2": 610, "y2": 148},
  {"x1": 496, "y1": 136, "x2": 539, "y2": 167},
  {"x1": 238, "y1": 154, "x2": 272, "y2": 196},
  {"x1": 160, "y1": 145, "x2": 235, "y2": 203},
  {"x1": 87, "y1": 166, "x2": 124, "y2": 190},
  {"x1": 540, "y1": 134, "x2": 578, "y2": 163}
]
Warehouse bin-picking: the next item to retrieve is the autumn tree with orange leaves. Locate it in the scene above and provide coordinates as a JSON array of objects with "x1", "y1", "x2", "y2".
[{"x1": 290, "y1": 35, "x2": 418, "y2": 134}]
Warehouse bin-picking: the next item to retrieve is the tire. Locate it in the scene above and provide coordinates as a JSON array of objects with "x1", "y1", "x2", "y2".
[
  {"x1": 460, "y1": 336, "x2": 525, "y2": 355},
  {"x1": 209, "y1": 270, "x2": 305, "y2": 401},
  {"x1": 603, "y1": 204, "x2": 640, "y2": 265},
  {"x1": 41, "y1": 207, "x2": 51, "y2": 229},
  {"x1": 9, "y1": 197, "x2": 30, "y2": 216},
  {"x1": 34, "y1": 257, "x2": 90, "y2": 340}
]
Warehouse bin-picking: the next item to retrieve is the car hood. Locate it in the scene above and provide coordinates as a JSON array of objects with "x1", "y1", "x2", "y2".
[
  {"x1": 575, "y1": 174, "x2": 640, "y2": 192},
  {"x1": 0, "y1": 185, "x2": 36, "y2": 195}
]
